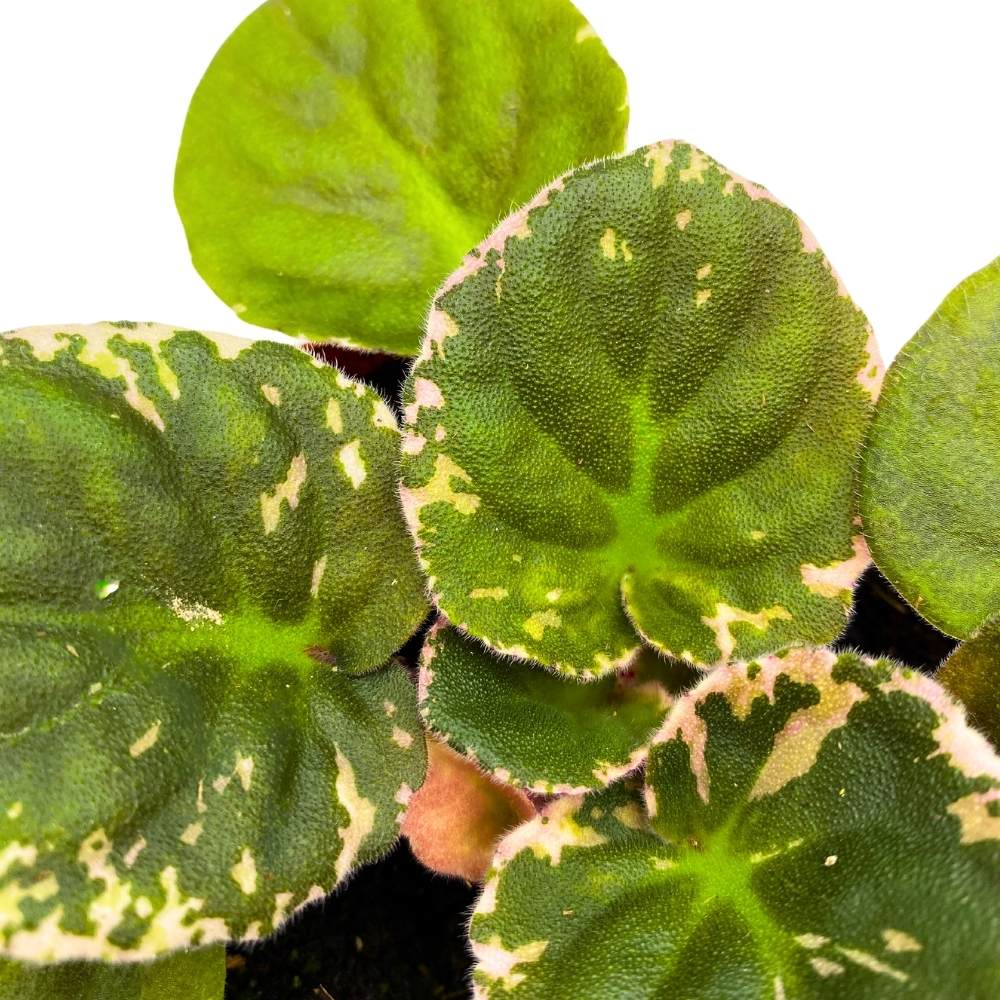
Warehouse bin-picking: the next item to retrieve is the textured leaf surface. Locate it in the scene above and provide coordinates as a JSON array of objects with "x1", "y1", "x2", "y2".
[
  {"x1": 939, "y1": 616, "x2": 1000, "y2": 748},
  {"x1": 420, "y1": 624, "x2": 694, "y2": 793},
  {"x1": 0, "y1": 323, "x2": 427, "y2": 960},
  {"x1": 0, "y1": 946, "x2": 224, "y2": 1000},
  {"x1": 470, "y1": 649, "x2": 1000, "y2": 998},
  {"x1": 402, "y1": 738, "x2": 534, "y2": 882},
  {"x1": 401, "y1": 141, "x2": 879, "y2": 676},
  {"x1": 175, "y1": 0, "x2": 628, "y2": 354},
  {"x1": 861, "y1": 256, "x2": 1000, "y2": 637}
]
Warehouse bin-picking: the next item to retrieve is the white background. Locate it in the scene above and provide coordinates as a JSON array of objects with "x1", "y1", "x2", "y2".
[{"x1": 2, "y1": 1, "x2": 998, "y2": 362}]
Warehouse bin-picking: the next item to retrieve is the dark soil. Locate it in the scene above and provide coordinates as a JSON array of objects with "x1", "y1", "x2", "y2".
[
  {"x1": 225, "y1": 843, "x2": 476, "y2": 1000},
  {"x1": 224, "y1": 346, "x2": 958, "y2": 1000}
]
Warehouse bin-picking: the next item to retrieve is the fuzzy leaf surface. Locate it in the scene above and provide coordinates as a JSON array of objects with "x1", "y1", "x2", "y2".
[
  {"x1": 402, "y1": 738, "x2": 534, "y2": 882},
  {"x1": 861, "y1": 256, "x2": 1000, "y2": 637},
  {"x1": 0, "y1": 323, "x2": 426, "y2": 960},
  {"x1": 939, "y1": 616, "x2": 1000, "y2": 748},
  {"x1": 0, "y1": 947, "x2": 224, "y2": 1000},
  {"x1": 401, "y1": 141, "x2": 879, "y2": 675},
  {"x1": 174, "y1": 0, "x2": 628, "y2": 354},
  {"x1": 420, "y1": 624, "x2": 693, "y2": 793},
  {"x1": 470, "y1": 649, "x2": 1000, "y2": 998}
]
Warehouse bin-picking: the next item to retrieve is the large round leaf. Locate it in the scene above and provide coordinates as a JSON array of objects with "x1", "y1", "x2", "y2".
[
  {"x1": 174, "y1": 0, "x2": 628, "y2": 354},
  {"x1": 419, "y1": 623, "x2": 695, "y2": 793},
  {"x1": 861, "y1": 256, "x2": 1000, "y2": 638},
  {"x1": 0, "y1": 947, "x2": 224, "y2": 1000},
  {"x1": 401, "y1": 141, "x2": 879, "y2": 676},
  {"x1": 0, "y1": 323, "x2": 426, "y2": 961},
  {"x1": 939, "y1": 615, "x2": 1000, "y2": 748},
  {"x1": 469, "y1": 649, "x2": 1000, "y2": 998}
]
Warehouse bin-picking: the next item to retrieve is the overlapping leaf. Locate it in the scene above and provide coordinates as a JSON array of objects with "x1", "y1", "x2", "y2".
[
  {"x1": 0, "y1": 947, "x2": 224, "y2": 1000},
  {"x1": 401, "y1": 141, "x2": 879, "y2": 676},
  {"x1": 939, "y1": 616, "x2": 1000, "y2": 748},
  {"x1": 0, "y1": 323, "x2": 427, "y2": 961},
  {"x1": 861, "y1": 256, "x2": 1000, "y2": 637},
  {"x1": 401, "y1": 737, "x2": 535, "y2": 882},
  {"x1": 469, "y1": 649, "x2": 1000, "y2": 998},
  {"x1": 419, "y1": 624, "x2": 694, "y2": 793},
  {"x1": 175, "y1": 0, "x2": 628, "y2": 354}
]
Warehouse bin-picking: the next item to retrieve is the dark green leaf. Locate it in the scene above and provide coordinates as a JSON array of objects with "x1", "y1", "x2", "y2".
[
  {"x1": 420, "y1": 623, "x2": 694, "y2": 792},
  {"x1": 0, "y1": 323, "x2": 427, "y2": 960},
  {"x1": 470, "y1": 650, "x2": 1000, "y2": 997},
  {"x1": 401, "y1": 142, "x2": 878, "y2": 675}
]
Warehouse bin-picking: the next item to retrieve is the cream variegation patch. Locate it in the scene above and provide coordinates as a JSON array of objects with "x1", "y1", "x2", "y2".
[
  {"x1": 310, "y1": 555, "x2": 327, "y2": 598},
  {"x1": 326, "y1": 398, "x2": 343, "y2": 434},
  {"x1": 338, "y1": 438, "x2": 367, "y2": 489},
  {"x1": 418, "y1": 308, "x2": 460, "y2": 364},
  {"x1": 679, "y1": 148, "x2": 710, "y2": 184},
  {"x1": 748, "y1": 662, "x2": 867, "y2": 800},
  {"x1": 260, "y1": 453, "x2": 307, "y2": 534},
  {"x1": 643, "y1": 141, "x2": 675, "y2": 189},
  {"x1": 523, "y1": 609, "x2": 561, "y2": 641},
  {"x1": 800, "y1": 536, "x2": 870, "y2": 599},
  {"x1": 400, "y1": 454, "x2": 480, "y2": 537},
  {"x1": 129, "y1": 722, "x2": 161, "y2": 759},
  {"x1": 470, "y1": 587, "x2": 508, "y2": 601},
  {"x1": 701, "y1": 602, "x2": 792, "y2": 664},
  {"x1": 946, "y1": 789, "x2": 1000, "y2": 844},
  {"x1": 493, "y1": 796, "x2": 606, "y2": 869},
  {"x1": 230, "y1": 848, "x2": 257, "y2": 895},
  {"x1": 473, "y1": 936, "x2": 548, "y2": 991},
  {"x1": 334, "y1": 749, "x2": 376, "y2": 883}
]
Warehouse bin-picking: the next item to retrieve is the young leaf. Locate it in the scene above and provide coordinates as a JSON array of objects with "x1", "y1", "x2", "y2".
[
  {"x1": 0, "y1": 323, "x2": 427, "y2": 961},
  {"x1": 470, "y1": 649, "x2": 1000, "y2": 998},
  {"x1": 939, "y1": 616, "x2": 1000, "y2": 748},
  {"x1": 419, "y1": 623, "x2": 696, "y2": 793},
  {"x1": 0, "y1": 946, "x2": 224, "y2": 1000},
  {"x1": 402, "y1": 737, "x2": 535, "y2": 882},
  {"x1": 861, "y1": 256, "x2": 1000, "y2": 638},
  {"x1": 401, "y1": 141, "x2": 879, "y2": 675},
  {"x1": 174, "y1": 0, "x2": 628, "y2": 354}
]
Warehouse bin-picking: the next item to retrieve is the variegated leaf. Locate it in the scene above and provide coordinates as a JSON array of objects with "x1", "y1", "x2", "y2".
[
  {"x1": 401, "y1": 141, "x2": 879, "y2": 676},
  {"x1": 0, "y1": 323, "x2": 427, "y2": 961},
  {"x1": 469, "y1": 649, "x2": 1000, "y2": 998}
]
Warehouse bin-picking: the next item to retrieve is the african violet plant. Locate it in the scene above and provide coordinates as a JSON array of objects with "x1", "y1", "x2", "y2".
[
  {"x1": 400, "y1": 151, "x2": 1000, "y2": 996},
  {"x1": 1, "y1": 0, "x2": 999, "y2": 997}
]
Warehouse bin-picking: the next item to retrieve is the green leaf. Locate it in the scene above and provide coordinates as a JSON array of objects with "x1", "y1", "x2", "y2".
[
  {"x1": 174, "y1": 0, "x2": 628, "y2": 355},
  {"x1": 419, "y1": 623, "x2": 695, "y2": 793},
  {"x1": 401, "y1": 141, "x2": 879, "y2": 675},
  {"x1": 0, "y1": 323, "x2": 427, "y2": 961},
  {"x1": 469, "y1": 649, "x2": 1000, "y2": 998},
  {"x1": 0, "y1": 946, "x2": 224, "y2": 1000},
  {"x1": 939, "y1": 616, "x2": 1000, "y2": 748},
  {"x1": 861, "y1": 256, "x2": 1000, "y2": 638}
]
